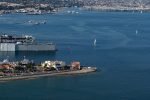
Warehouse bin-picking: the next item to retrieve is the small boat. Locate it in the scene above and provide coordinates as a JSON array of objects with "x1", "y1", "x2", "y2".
[
  {"x1": 136, "y1": 30, "x2": 138, "y2": 35},
  {"x1": 75, "y1": 11, "x2": 79, "y2": 14},
  {"x1": 33, "y1": 22, "x2": 40, "y2": 25},
  {"x1": 94, "y1": 38, "x2": 97, "y2": 46},
  {"x1": 41, "y1": 20, "x2": 47, "y2": 24}
]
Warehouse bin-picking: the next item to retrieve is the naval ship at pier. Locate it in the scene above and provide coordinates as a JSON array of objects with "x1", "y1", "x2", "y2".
[{"x1": 0, "y1": 34, "x2": 56, "y2": 51}]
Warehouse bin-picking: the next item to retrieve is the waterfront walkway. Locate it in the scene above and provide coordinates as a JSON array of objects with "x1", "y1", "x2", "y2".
[{"x1": 0, "y1": 67, "x2": 97, "y2": 81}]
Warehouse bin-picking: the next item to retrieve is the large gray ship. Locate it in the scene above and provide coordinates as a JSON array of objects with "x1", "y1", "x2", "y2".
[{"x1": 0, "y1": 34, "x2": 56, "y2": 51}]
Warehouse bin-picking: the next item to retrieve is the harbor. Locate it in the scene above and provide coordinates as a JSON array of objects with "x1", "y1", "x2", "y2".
[
  {"x1": 1, "y1": 0, "x2": 150, "y2": 15},
  {"x1": 0, "y1": 6, "x2": 150, "y2": 100}
]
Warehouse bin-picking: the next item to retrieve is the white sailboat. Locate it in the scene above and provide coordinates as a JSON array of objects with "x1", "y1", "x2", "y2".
[
  {"x1": 94, "y1": 38, "x2": 97, "y2": 46},
  {"x1": 136, "y1": 30, "x2": 138, "y2": 35}
]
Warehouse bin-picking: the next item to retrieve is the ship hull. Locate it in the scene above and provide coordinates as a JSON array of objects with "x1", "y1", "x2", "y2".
[{"x1": 0, "y1": 43, "x2": 56, "y2": 51}]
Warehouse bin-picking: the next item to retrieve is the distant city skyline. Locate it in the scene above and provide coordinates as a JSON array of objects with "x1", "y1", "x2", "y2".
[{"x1": 1, "y1": 0, "x2": 150, "y2": 7}]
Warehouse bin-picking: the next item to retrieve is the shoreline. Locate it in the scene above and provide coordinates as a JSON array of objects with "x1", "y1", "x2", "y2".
[
  {"x1": 83, "y1": 6, "x2": 150, "y2": 12},
  {"x1": 0, "y1": 67, "x2": 97, "y2": 81},
  {"x1": 1, "y1": 6, "x2": 150, "y2": 15}
]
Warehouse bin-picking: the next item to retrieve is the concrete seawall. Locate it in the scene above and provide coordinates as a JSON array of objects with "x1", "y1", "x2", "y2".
[{"x1": 0, "y1": 67, "x2": 97, "y2": 81}]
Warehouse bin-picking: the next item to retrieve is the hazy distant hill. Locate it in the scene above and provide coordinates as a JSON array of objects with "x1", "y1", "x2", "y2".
[
  {"x1": 81, "y1": 0, "x2": 150, "y2": 7},
  {"x1": 1, "y1": 0, "x2": 150, "y2": 7}
]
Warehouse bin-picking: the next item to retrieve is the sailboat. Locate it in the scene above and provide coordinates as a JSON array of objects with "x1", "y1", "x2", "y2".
[
  {"x1": 136, "y1": 30, "x2": 138, "y2": 35},
  {"x1": 94, "y1": 38, "x2": 97, "y2": 46}
]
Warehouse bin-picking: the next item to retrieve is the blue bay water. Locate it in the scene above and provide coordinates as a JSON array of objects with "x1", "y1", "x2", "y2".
[{"x1": 0, "y1": 10, "x2": 150, "y2": 100}]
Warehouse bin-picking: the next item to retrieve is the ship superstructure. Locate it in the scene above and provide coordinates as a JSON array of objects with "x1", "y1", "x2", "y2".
[{"x1": 0, "y1": 34, "x2": 56, "y2": 51}]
